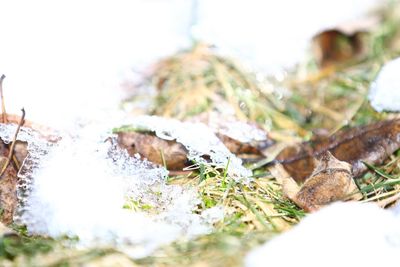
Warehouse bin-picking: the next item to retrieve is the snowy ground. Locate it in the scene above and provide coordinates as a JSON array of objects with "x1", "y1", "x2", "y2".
[
  {"x1": 369, "y1": 57, "x2": 400, "y2": 112},
  {"x1": 0, "y1": 0, "x2": 393, "y2": 261},
  {"x1": 245, "y1": 202, "x2": 400, "y2": 267}
]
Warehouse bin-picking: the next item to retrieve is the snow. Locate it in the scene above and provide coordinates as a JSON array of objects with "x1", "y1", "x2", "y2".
[
  {"x1": 0, "y1": 0, "x2": 381, "y2": 128},
  {"x1": 0, "y1": 123, "x2": 223, "y2": 258},
  {"x1": 121, "y1": 115, "x2": 252, "y2": 181},
  {"x1": 369, "y1": 57, "x2": 400, "y2": 112},
  {"x1": 245, "y1": 202, "x2": 400, "y2": 267}
]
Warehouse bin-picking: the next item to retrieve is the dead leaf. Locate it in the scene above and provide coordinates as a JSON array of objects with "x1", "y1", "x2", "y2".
[
  {"x1": 188, "y1": 112, "x2": 274, "y2": 159},
  {"x1": 0, "y1": 138, "x2": 30, "y2": 224},
  {"x1": 273, "y1": 152, "x2": 361, "y2": 212},
  {"x1": 312, "y1": 16, "x2": 378, "y2": 66},
  {"x1": 116, "y1": 131, "x2": 189, "y2": 170},
  {"x1": 277, "y1": 119, "x2": 400, "y2": 182},
  {"x1": 216, "y1": 133, "x2": 270, "y2": 158},
  {"x1": 0, "y1": 155, "x2": 19, "y2": 224},
  {"x1": 313, "y1": 30, "x2": 365, "y2": 67}
]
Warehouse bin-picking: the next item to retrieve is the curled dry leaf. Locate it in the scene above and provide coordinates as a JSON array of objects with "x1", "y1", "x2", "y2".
[
  {"x1": 272, "y1": 152, "x2": 361, "y2": 212},
  {"x1": 312, "y1": 16, "x2": 378, "y2": 66},
  {"x1": 116, "y1": 131, "x2": 189, "y2": 170},
  {"x1": 313, "y1": 30, "x2": 365, "y2": 67},
  {"x1": 276, "y1": 119, "x2": 400, "y2": 183}
]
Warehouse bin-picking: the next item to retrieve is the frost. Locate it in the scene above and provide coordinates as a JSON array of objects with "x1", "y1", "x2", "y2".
[
  {"x1": 245, "y1": 202, "x2": 400, "y2": 267},
  {"x1": 12, "y1": 122, "x2": 222, "y2": 258},
  {"x1": 369, "y1": 57, "x2": 400, "y2": 112},
  {"x1": 122, "y1": 115, "x2": 252, "y2": 181},
  {"x1": 0, "y1": 123, "x2": 55, "y2": 216}
]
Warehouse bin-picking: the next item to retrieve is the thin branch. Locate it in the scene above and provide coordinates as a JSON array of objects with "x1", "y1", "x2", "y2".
[
  {"x1": 0, "y1": 108, "x2": 25, "y2": 179},
  {"x1": 0, "y1": 75, "x2": 7, "y2": 123}
]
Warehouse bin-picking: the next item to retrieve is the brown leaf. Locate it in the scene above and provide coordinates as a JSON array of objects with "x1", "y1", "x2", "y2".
[
  {"x1": 312, "y1": 16, "x2": 378, "y2": 67},
  {"x1": 0, "y1": 155, "x2": 18, "y2": 224},
  {"x1": 313, "y1": 30, "x2": 365, "y2": 67},
  {"x1": 0, "y1": 139, "x2": 29, "y2": 224},
  {"x1": 273, "y1": 152, "x2": 361, "y2": 212},
  {"x1": 189, "y1": 112, "x2": 273, "y2": 158},
  {"x1": 277, "y1": 119, "x2": 400, "y2": 182},
  {"x1": 216, "y1": 133, "x2": 271, "y2": 158},
  {"x1": 116, "y1": 131, "x2": 189, "y2": 170}
]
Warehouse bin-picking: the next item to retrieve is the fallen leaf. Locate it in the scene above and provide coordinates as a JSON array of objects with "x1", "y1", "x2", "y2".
[
  {"x1": 0, "y1": 155, "x2": 19, "y2": 224},
  {"x1": 116, "y1": 131, "x2": 189, "y2": 170},
  {"x1": 189, "y1": 112, "x2": 274, "y2": 158},
  {"x1": 273, "y1": 152, "x2": 361, "y2": 212},
  {"x1": 215, "y1": 133, "x2": 270, "y2": 158},
  {"x1": 312, "y1": 16, "x2": 378, "y2": 67},
  {"x1": 313, "y1": 30, "x2": 365, "y2": 67},
  {"x1": 276, "y1": 119, "x2": 400, "y2": 182}
]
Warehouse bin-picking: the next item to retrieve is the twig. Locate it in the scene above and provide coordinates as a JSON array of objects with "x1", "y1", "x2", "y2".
[
  {"x1": 0, "y1": 74, "x2": 7, "y2": 123},
  {"x1": 0, "y1": 108, "x2": 25, "y2": 179}
]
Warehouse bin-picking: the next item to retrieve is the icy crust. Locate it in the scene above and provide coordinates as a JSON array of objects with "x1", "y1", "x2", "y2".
[
  {"x1": 122, "y1": 115, "x2": 252, "y2": 181},
  {"x1": 0, "y1": 123, "x2": 55, "y2": 218},
  {"x1": 245, "y1": 202, "x2": 400, "y2": 267},
  {"x1": 369, "y1": 57, "x2": 400, "y2": 112},
  {"x1": 11, "y1": 122, "x2": 223, "y2": 258}
]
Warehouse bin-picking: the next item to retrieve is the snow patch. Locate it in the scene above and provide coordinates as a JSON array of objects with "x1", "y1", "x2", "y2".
[
  {"x1": 369, "y1": 57, "x2": 400, "y2": 112},
  {"x1": 0, "y1": 122, "x2": 222, "y2": 258},
  {"x1": 245, "y1": 202, "x2": 400, "y2": 267}
]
